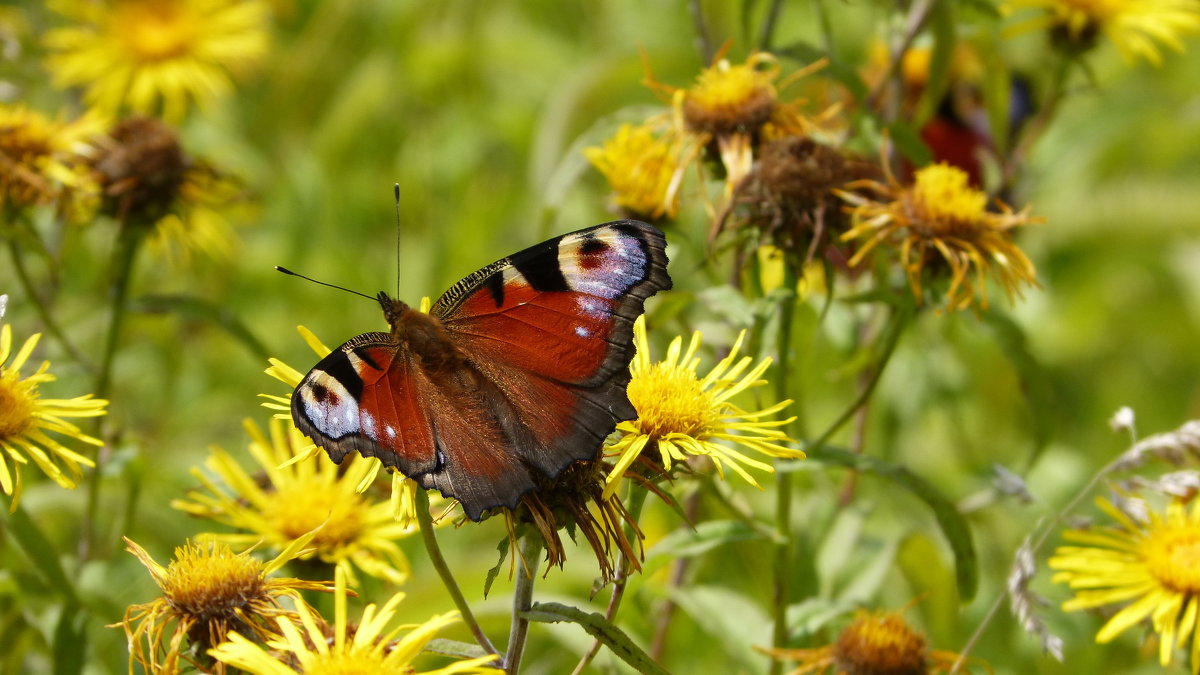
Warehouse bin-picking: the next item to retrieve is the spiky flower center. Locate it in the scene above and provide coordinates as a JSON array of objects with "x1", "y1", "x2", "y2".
[
  {"x1": 627, "y1": 362, "x2": 720, "y2": 439},
  {"x1": 161, "y1": 541, "x2": 265, "y2": 620},
  {"x1": 683, "y1": 59, "x2": 776, "y2": 135},
  {"x1": 0, "y1": 371, "x2": 36, "y2": 440},
  {"x1": 264, "y1": 482, "x2": 366, "y2": 551},
  {"x1": 833, "y1": 611, "x2": 929, "y2": 675},
  {"x1": 1144, "y1": 522, "x2": 1200, "y2": 594},
  {"x1": 114, "y1": 0, "x2": 198, "y2": 61},
  {"x1": 907, "y1": 163, "x2": 987, "y2": 233}
]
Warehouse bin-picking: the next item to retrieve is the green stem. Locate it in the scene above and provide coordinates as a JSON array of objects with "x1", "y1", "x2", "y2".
[
  {"x1": 6, "y1": 237, "x2": 93, "y2": 371},
  {"x1": 505, "y1": 533, "x2": 544, "y2": 675},
  {"x1": 951, "y1": 453, "x2": 1124, "y2": 671},
  {"x1": 571, "y1": 488, "x2": 650, "y2": 675},
  {"x1": 867, "y1": 0, "x2": 939, "y2": 116},
  {"x1": 769, "y1": 277, "x2": 797, "y2": 675},
  {"x1": 688, "y1": 0, "x2": 713, "y2": 64},
  {"x1": 414, "y1": 489, "x2": 499, "y2": 658},
  {"x1": 1000, "y1": 54, "x2": 1073, "y2": 192},
  {"x1": 808, "y1": 306, "x2": 909, "y2": 454},
  {"x1": 757, "y1": 0, "x2": 786, "y2": 51},
  {"x1": 82, "y1": 223, "x2": 145, "y2": 561},
  {"x1": 811, "y1": 0, "x2": 836, "y2": 57}
]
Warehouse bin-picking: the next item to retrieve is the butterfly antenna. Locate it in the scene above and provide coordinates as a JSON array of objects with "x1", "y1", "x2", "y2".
[
  {"x1": 274, "y1": 266, "x2": 376, "y2": 301},
  {"x1": 393, "y1": 182, "x2": 402, "y2": 299}
]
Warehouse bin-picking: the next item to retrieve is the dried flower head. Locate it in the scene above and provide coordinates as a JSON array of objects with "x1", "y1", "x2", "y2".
[
  {"x1": 90, "y1": 115, "x2": 243, "y2": 260},
  {"x1": 1050, "y1": 495, "x2": 1200, "y2": 672},
  {"x1": 839, "y1": 162, "x2": 1041, "y2": 312},
  {"x1": 44, "y1": 0, "x2": 272, "y2": 120},
  {"x1": 715, "y1": 136, "x2": 878, "y2": 266},
  {"x1": 117, "y1": 534, "x2": 332, "y2": 675},
  {"x1": 174, "y1": 417, "x2": 415, "y2": 587},
  {"x1": 0, "y1": 324, "x2": 107, "y2": 509}
]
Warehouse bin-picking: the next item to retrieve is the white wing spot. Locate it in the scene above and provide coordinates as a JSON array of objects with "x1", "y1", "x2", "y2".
[
  {"x1": 386, "y1": 425, "x2": 396, "y2": 438},
  {"x1": 575, "y1": 325, "x2": 591, "y2": 338}
]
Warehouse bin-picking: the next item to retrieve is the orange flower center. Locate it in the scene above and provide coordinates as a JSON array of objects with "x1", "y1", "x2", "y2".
[
  {"x1": 626, "y1": 361, "x2": 718, "y2": 439},
  {"x1": 161, "y1": 541, "x2": 265, "y2": 619},
  {"x1": 0, "y1": 372, "x2": 36, "y2": 440},
  {"x1": 1145, "y1": 523, "x2": 1200, "y2": 594},
  {"x1": 682, "y1": 56, "x2": 778, "y2": 135},
  {"x1": 907, "y1": 163, "x2": 986, "y2": 234},
  {"x1": 833, "y1": 611, "x2": 929, "y2": 675},
  {"x1": 115, "y1": 0, "x2": 198, "y2": 61}
]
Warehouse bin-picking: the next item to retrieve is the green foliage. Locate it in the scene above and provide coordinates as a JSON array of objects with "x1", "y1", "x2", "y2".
[{"x1": 3, "y1": 1, "x2": 1200, "y2": 673}]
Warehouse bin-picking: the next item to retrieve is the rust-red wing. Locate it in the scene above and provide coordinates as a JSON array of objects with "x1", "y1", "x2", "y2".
[{"x1": 433, "y1": 220, "x2": 671, "y2": 478}]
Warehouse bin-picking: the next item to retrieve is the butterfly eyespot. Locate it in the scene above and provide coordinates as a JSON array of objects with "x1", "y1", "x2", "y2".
[{"x1": 311, "y1": 383, "x2": 333, "y2": 404}]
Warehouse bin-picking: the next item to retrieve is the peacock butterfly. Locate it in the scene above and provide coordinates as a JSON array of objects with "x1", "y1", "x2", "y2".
[{"x1": 291, "y1": 220, "x2": 671, "y2": 520}]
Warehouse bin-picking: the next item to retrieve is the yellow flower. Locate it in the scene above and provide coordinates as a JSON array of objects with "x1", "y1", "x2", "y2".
[
  {"x1": 645, "y1": 50, "x2": 825, "y2": 197},
  {"x1": 117, "y1": 534, "x2": 332, "y2": 675},
  {"x1": 1008, "y1": 0, "x2": 1200, "y2": 65},
  {"x1": 90, "y1": 115, "x2": 243, "y2": 262},
  {"x1": 174, "y1": 417, "x2": 414, "y2": 586},
  {"x1": 262, "y1": 325, "x2": 426, "y2": 524},
  {"x1": 44, "y1": 0, "x2": 271, "y2": 121},
  {"x1": 209, "y1": 566, "x2": 501, "y2": 675},
  {"x1": 603, "y1": 316, "x2": 801, "y2": 499},
  {"x1": 1050, "y1": 496, "x2": 1200, "y2": 672},
  {"x1": 760, "y1": 608, "x2": 987, "y2": 674},
  {"x1": 0, "y1": 103, "x2": 101, "y2": 218},
  {"x1": 584, "y1": 122, "x2": 683, "y2": 221},
  {"x1": 0, "y1": 324, "x2": 107, "y2": 509},
  {"x1": 839, "y1": 162, "x2": 1041, "y2": 312}
]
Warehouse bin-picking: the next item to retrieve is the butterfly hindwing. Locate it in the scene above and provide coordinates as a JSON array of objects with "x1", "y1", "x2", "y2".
[{"x1": 292, "y1": 220, "x2": 670, "y2": 520}]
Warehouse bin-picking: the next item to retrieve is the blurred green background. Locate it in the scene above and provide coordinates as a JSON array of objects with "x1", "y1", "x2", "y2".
[{"x1": 4, "y1": 1, "x2": 1200, "y2": 673}]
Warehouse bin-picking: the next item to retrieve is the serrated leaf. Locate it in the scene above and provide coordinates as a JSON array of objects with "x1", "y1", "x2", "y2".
[
  {"x1": 133, "y1": 294, "x2": 270, "y2": 360},
  {"x1": 425, "y1": 638, "x2": 490, "y2": 660},
  {"x1": 522, "y1": 601, "x2": 667, "y2": 675},
  {"x1": 807, "y1": 446, "x2": 978, "y2": 601}
]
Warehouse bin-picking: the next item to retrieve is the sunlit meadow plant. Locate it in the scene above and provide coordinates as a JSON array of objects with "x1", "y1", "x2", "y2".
[
  {"x1": 117, "y1": 533, "x2": 332, "y2": 675},
  {"x1": 44, "y1": 0, "x2": 272, "y2": 121},
  {"x1": 173, "y1": 417, "x2": 414, "y2": 587},
  {"x1": 5, "y1": 1, "x2": 1200, "y2": 673}
]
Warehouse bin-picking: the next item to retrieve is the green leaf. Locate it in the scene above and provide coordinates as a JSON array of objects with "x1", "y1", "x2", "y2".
[
  {"x1": 807, "y1": 446, "x2": 979, "y2": 601},
  {"x1": 666, "y1": 585, "x2": 770, "y2": 670},
  {"x1": 3, "y1": 507, "x2": 81, "y2": 607},
  {"x1": 886, "y1": 121, "x2": 932, "y2": 167},
  {"x1": 981, "y1": 311, "x2": 1055, "y2": 461},
  {"x1": 914, "y1": 0, "x2": 958, "y2": 127},
  {"x1": 815, "y1": 509, "x2": 865, "y2": 598},
  {"x1": 425, "y1": 638, "x2": 490, "y2": 660},
  {"x1": 775, "y1": 41, "x2": 869, "y2": 102},
  {"x1": 52, "y1": 605, "x2": 87, "y2": 675},
  {"x1": 645, "y1": 519, "x2": 766, "y2": 573},
  {"x1": 133, "y1": 294, "x2": 270, "y2": 360},
  {"x1": 522, "y1": 601, "x2": 667, "y2": 675},
  {"x1": 483, "y1": 537, "x2": 509, "y2": 598}
]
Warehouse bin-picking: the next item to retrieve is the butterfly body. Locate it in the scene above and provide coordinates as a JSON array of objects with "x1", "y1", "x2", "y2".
[{"x1": 292, "y1": 220, "x2": 671, "y2": 520}]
